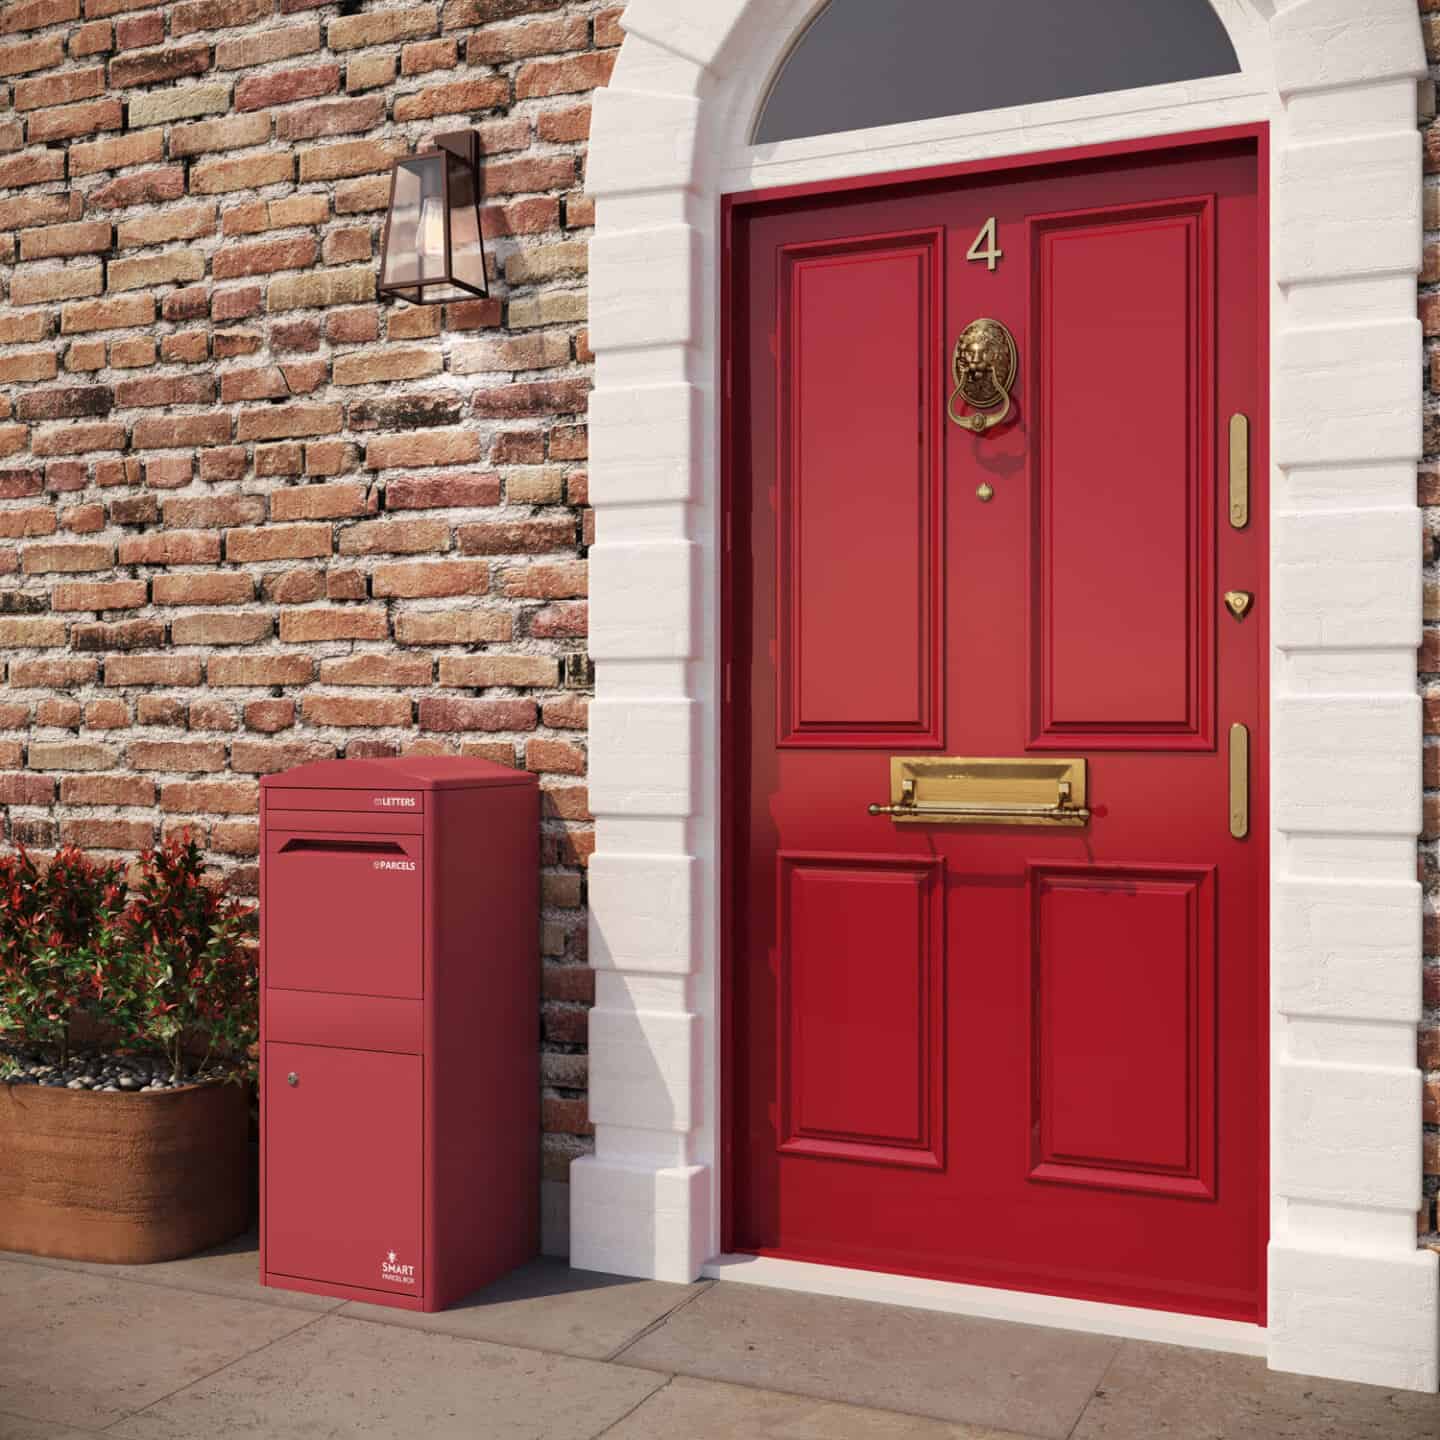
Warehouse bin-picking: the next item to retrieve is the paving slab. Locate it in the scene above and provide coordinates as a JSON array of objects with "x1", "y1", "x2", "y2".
[
  {"x1": 0, "y1": 1233, "x2": 338, "y2": 1314},
  {"x1": 0, "y1": 1259, "x2": 315, "y2": 1431},
  {"x1": 337, "y1": 1258, "x2": 710, "y2": 1360},
  {"x1": 108, "y1": 1313, "x2": 666, "y2": 1440},
  {"x1": 614, "y1": 1282, "x2": 1118, "y2": 1440},
  {"x1": 1070, "y1": 1339, "x2": 1440, "y2": 1440},
  {"x1": 605, "y1": 1375, "x2": 1036, "y2": 1439}
]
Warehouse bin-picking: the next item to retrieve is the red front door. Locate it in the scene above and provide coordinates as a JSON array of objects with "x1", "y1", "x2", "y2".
[{"x1": 729, "y1": 135, "x2": 1267, "y2": 1321}]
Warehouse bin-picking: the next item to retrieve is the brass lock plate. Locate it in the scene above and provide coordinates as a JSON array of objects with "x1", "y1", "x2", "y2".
[{"x1": 874, "y1": 756, "x2": 1089, "y2": 827}]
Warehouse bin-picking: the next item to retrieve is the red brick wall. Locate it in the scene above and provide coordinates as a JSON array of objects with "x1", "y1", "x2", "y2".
[{"x1": 0, "y1": 0, "x2": 614, "y2": 1190}]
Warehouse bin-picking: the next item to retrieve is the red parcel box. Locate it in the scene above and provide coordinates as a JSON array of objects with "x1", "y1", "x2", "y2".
[{"x1": 259, "y1": 757, "x2": 539, "y2": 1310}]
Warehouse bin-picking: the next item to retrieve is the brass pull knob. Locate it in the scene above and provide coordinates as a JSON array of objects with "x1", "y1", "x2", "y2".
[{"x1": 287, "y1": 1072, "x2": 299, "y2": 1087}]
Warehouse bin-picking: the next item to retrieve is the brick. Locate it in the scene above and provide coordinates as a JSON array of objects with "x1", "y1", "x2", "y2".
[
  {"x1": 0, "y1": 351, "x2": 57, "y2": 383},
  {"x1": 208, "y1": 654, "x2": 314, "y2": 686},
  {"x1": 0, "y1": 33, "x2": 63, "y2": 75},
  {"x1": 338, "y1": 519, "x2": 449, "y2": 556},
  {"x1": 71, "y1": 617, "x2": 164, "y2": 652},
  {"x1": 0, "y1": 505, "x2": 55, "y2": 536},
  {"x1": 325, "y1": 568, "x2": 367, "y2": 599},
  {"x1": 118, "y1": 531, "x2": 222, "y2": 565},
  {"x1": 196, "y1": 448, "x2": 246, "y2": 483},
  {"x1": 529, "y1": 601, "x2": 585, "y2": 637},
  {"x1": 143, "y1": 455, "x2": 197, "y2": 488},
  {"x1": 348, "y1": 393, "x2": 464, "y2": 431},
  {"x1": 15, "y1": 385, "x2": 111, "y2": 422},
  {"x1": 168, "y1": 112, "x2": 271, "y2": 158},
  {"x1": 109, "y1": 336, "x2": 155, "y2": 367},
  {"x1": 480, "y1": 153, "x2": 575, "y2": 198},
  {"x1": 270, "y1": 482, "x2": 373, "y2": 520},
  {"x1": 16, "y1": 221, "x2": 105, "y2": 264},
  {"x1": 458, "y1": 516, "x2": 575, "y2": 555},
  {"x1": 109, "y1": 42, "x2": 212, "y2": 89},
  {"x1": 60, "y1": 294, "x2": 154, "y2": 333},
  {"x1": 266, "y1": 570, "x2": 325, "y2": 604},
  {"x1": 327, "y1": 6, "x2": 436, "y2": 50},
  {"x1": 333, "y1": 348, "x2": 442, "y2": 385},
  {"x1": 27, "y1": 741, "x2": 116, "y2": 771},
  {"x1": 25, "y1": 96, "x2": 121, "y2": 143},
  {"x1": 68, "y1": 130, "x2": 163, "y2": 178},
  {"x1": 345, "y1": 51, "x2": 395, "y2": 91},
  {"x1": 237, "y1": 61, "x2": 341, "y2": 113},
  {"x1": 11, "y1": 265, "x2": 104, "y2": 306},
  {"x1": 278, "y1": 607, "x2": 389, "y2": 641},
  {"x1": 500, "y1": 561, "x2": 587, "y2": 598},
  {"x1": 62, "y1": 339, "x2": 105, "y2": 373},
  {"x1": 303, "y1": 694, "x2": 412, "y2": 727},
  {"x1": 0, "y1": 194, "x2": 82, "y2": 231},
  {"x1": 113, "y1": 10, "x2": 162, "y2": 48},
  {"x1": 88, "y1": 166, "x2": 187, "y2": 210},
  {"x1": 152, "y1": 572, "x2": 255, "y2": 605},
  {"x1": 129, "y1": 740, "x2": 227, "y2": 773},
  {"x1": 213, "y1": 236, "x2": 319, "y2": 281},
  {"x1": 211, "y1": 820, "x2": 260, "y2": 855},
  {"x1": 229, "y1": 739, "x2": 336, "y2": 774},
  {"x1": 274, "y1": 317, "x2": 324, "y2": 352},
  {"x1": 106, "y1": 250, "x2": 206, "y2": 292},
  {"x1": 236, "y1": 403, "x2": 343, "y2": 441},
  {"x1": 131, "y1": 414, "x2": 231, "y2": 449},
  {"x1": 385, "y1": 472, "x2": 500, "y2": 509},
  {"x1": 223, "y1": 193, "x2": 329, "y2": 236},
  {"x1": 160, "y1": 780, "x2": 260, "y2": 814},
  {"x1": 321, "y1": 226, "x2": 372, "y2": 264},
  {"x1": 58, "y1": 817, "x2": 153, "y2": 850},
  {"x1": 319, "y1": 655, "x2": 432, "y2": 686},
  {"x1": 244, "y1": 698, "x2": 294, "y2": 732},
  {"x1": 70, "y1": 19, "x2": 112, "y2": 55},
  {"x1": 50, "y1": 580, "x2": 146, "y2": 611},
  {"x1": 418, "y1": 697, "x2": 536, "y2": 732},
  {"x1": 136, "y1": 696, "x2": 186, "y2": 726},
  {"x1": 107, "y1": 495, "x2": 158, "y2": 527},
  {"x1": 59, "y1": 774, "x2": 151, "y2": 806},
  {"x1": 365, "y1": 429, "x2": 481, "y2": 469},
  {"x1": 297, "y1": 137, "x2": 406, "y2": 182},
  {"x1": 191, "y1": 152, "x2": 295, "y2": 194},
  {"x1": 211, "y1": 287, "x2": 263, "y2": 322},
  {"x1": 13, "y1": 64, "x2": 103, "y2": 110},
  {"x1": 515, "y1": 51, "x2": 615, "y2": 99},
  {"x1": 277, "y1": 95, "x2": 384, "y2": 141},
  {"x1": 471, "y1": 379, "x2": 590, "y2": 419},
  {"x1": 81, "y1": 698, "x2": 131, "y2": 728},
  {"x1": 441, "y1": 656, "x2": 558, "y2": 688},
  {"x1": 452, "y1": 332, "x2": 570, "y2": 374},
  {"x1": 0, "y1": 313, "x2": 49, "y2": 346},
  {"x1": 215, "y1": 22, "x2": 320, "y2": 69},
  {"x1": 60, "y1": 501, "x2": 105, "y2": 533},
  {"x1": 0, "y1": 148, "x2": 66, "y2": 188},
  {"x1": 594, "y1": 7, "x2": 623, "y2": 47},
  {"x1": 226, "y1": 524, "x2": 333, "y2": 562},
  {"x1": 0, "y1": 773, "x2": 53, "y2": 806},
  {"x1": 221, "y1": 367, "x2": 287, "y2": 403},
  {"x1": 334, "y1": 174, "x2": 392, "y2": 213},
  {"x1": 127, "y1": 81, "x2": 232, "y2": 127},
  {"x1": 114, "y1": 375, "x2": 214, "y2": 410},
  {"x1": 1, "y1": 0, "x2": 80, "y2": 35},
  {"x1": 386, "y1": 306, "x2": 442, "y2": 340},
  {"x1": 254, "y1": 438, "x2": 304, "y2": 472},
  {"x1": 393, "y1": 74, "x2": 508, "y2": 122},
  {"x1": 401, "y1": 37, "x2": 455, "y2": 73},
  {"x1": 31, "y1": 422, "x2": 129, "y2": 459},
  {"x1": 267, "y1": 267, "x2": 376, "y2": 311},
  {"x1": 0, "y1": 616, "x2": 67, "y2": 644},
  {"x1": 170, "y1": 611, "x2": 273, "y2": 646},
  {"x1": 169, "y1": 0, "x2": 269, "y2": 35}
]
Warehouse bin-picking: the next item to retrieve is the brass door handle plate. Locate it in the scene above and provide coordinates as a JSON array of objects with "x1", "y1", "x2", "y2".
[
  {"x1": 1229, "y1": 414, "x2": 1249, "y2": 529},
  {"x1": 868, "y1": 756, "x2": 1089, "y2": 827},
  {"x1": 1229, "y1": 724, "x2": 1249, "y2": 839},
  {"x1": 948, "y1": 318, "x2": 1017, "y2": 435}
]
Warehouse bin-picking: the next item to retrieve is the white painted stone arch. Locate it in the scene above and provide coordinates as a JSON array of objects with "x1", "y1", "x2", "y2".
[{"x1": 578, "y1": 0, "x2": 1439, "y2": 1391}]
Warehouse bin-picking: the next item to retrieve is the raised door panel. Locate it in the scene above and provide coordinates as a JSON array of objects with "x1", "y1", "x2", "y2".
[
  {"x1": 264, "y1": 831, "x2": 422, "y2": 998},
  {"x1": 1029, "y1": 198, "x2": 1214, "y2": 749},
  {"x1": 265, "y1": 1042, "x2": 423, "y2": 1296},
  {"x1": 777, "y1": 231, "x2": 943, "y2": 747},
  {"x1": 1029, "y1": 864, "x2": 1216, "y2": 1198},
  {"x1": 778, "y1": 854, "x2": 945, "y2": 1170}
]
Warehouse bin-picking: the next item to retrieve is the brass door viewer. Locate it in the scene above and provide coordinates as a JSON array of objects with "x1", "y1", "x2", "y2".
[{"x1": 948, "y1": 318, "x2": 1017, "y2": 435}]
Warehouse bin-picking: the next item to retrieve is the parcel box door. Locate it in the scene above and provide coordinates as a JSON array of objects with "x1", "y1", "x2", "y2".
[
  {"x1": 265, "y1": 831, "x2": 422, "y2": 998},
  {"x1": 265, "y1": 1042, "x2": 423, "y2": 1298}
]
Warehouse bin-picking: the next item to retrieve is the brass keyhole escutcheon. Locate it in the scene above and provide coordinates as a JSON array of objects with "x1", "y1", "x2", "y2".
[
  {"x1": 948, "y1": 317, "x2": 1017, "y2": 436},
  {"x1": 1224, "y1": 590, "x2": 1254, "y2": 621}
]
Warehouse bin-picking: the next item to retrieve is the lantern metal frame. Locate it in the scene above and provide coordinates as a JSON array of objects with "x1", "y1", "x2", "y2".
[{"x1": 377, "y1": 130, "x2": 490, "y2": 306}]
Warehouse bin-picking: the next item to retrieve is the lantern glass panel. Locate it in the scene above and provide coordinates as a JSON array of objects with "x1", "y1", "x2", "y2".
[
  {"x1": 381, "y1": 154, "x2": 447, "y2": 293},
  {"x1": 446, "y1": 152, "x2": 487, "y2": 297}
]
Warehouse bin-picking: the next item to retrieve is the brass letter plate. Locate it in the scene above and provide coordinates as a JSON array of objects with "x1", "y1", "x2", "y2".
[{"x1": 868, "y1": 756, "x2": 1089, "y2": 827}]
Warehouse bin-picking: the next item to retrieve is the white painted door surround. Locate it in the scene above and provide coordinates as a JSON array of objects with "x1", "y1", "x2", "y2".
[{"x1": 578, "y1": 0, "x2": 1440, "y2": 1392}]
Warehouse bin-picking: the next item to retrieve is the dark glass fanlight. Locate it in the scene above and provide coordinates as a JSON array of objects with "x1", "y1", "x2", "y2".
[{"x1": 378, "y1": 132, "x2": 488, "y2": 306}]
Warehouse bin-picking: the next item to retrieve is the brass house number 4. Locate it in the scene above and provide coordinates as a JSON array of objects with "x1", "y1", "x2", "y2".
[{"x1": 966, "y1": 215, "x2": 1002, "y2": 271}]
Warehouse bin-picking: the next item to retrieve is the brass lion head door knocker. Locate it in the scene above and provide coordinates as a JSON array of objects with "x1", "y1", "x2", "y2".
[{"x1": 947, "y1": 317, "x2": 1017, "y2": 435}]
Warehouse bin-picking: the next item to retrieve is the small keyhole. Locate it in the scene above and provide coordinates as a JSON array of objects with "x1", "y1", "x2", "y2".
[{"x1": 287, "y1": 1072, "x2": 299, "y2": 1087}]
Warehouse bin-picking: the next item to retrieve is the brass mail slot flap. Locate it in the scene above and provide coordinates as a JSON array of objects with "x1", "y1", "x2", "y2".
[{"x1": 881, "y1": 756, "x2": 1089, "y2": 827}]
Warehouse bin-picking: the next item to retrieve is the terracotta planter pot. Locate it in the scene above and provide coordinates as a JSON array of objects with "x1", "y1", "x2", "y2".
[{"x1": 0, "y1": 1081, "x2": 249, "y2": 1264}]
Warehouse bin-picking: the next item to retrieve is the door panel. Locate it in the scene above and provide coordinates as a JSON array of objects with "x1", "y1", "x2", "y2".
[
  {"x1": 265, "y1": 1042, "x2": 423, "y2": 1296},
  {"x1": 778, "y1": 853, "x2": 945, "y2": 1170},
  {"x1": 264, "y1": 831, "x2": 423, "y2": 998},
  {"x1": 777, "y1": 231, "x2": 944, "y2": 747},
  {"x1": 1030, "y1": 199, "x2": 1213, "y2": 748},
  {"x1": 732, "y1": 136, "x2": 1266, "y2": 1322}
]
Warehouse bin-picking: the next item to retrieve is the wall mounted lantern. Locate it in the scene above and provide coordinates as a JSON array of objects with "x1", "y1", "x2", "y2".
[{"x1": 378, "y1": 131, "x2": 489, "y2": 306}]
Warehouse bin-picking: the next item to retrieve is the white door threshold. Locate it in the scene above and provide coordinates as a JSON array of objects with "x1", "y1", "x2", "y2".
[{"x1": 703, "y1": 1254, "x2": 1268, "y2": 1358}]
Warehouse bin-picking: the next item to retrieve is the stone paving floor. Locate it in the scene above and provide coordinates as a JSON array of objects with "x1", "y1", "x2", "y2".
[{"x1": 1, "y1": 1235, "x2": 1438, "y2": 1438}]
